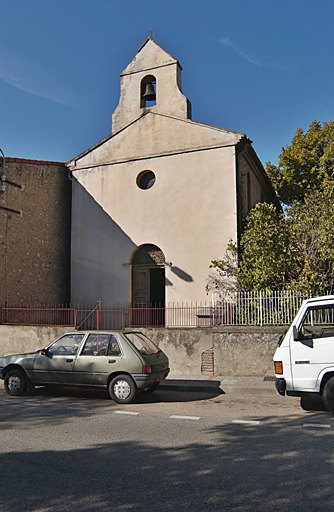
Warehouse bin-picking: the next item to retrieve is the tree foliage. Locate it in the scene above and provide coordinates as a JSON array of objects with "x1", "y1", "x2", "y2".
[
  {"x1": 238, "y1": 203, "x2": 291, "y2": 291},
  {"x1": 208, "y1": 120, "x2": 334, "y2": 295},
  {"x1": 286, "y1": 186, "x2": 334, "y2": 293},
  {"x1": 266, "y1": 120, "x2": 334, "y2": 205},
  {"x1": 209, "y1": 187, "x2": 334, "y2": 295}
]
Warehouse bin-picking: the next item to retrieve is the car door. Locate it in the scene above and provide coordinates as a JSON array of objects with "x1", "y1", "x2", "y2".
[
  {"x1": 32, "y1": 333, "x2": 85, "y2": 384},
  {"x1": 290, "y1": 305, "x2": 334, "y2": 390},
  {"x1": 73, "y1": 333, "x2": 122, "y2": 386}
]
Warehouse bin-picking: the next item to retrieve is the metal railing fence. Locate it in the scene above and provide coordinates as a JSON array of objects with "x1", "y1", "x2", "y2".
[{"x1": 0, "y1": 290, "x2": 318, "y2": 329}]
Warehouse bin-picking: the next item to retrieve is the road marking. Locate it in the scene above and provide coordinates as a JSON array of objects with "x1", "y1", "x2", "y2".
[
  {"x1": 303, "y1": 423, "x2": 331, "y2": 429},
  {"x1": 114, "y1": 411, "x2": 139, "y2": 416},
  {"x1": 232, "y1": 420, "x2": 261, "y2": 425},
  {"x1": 169, "y1": 415, "x2": 201, "y2": 421}
]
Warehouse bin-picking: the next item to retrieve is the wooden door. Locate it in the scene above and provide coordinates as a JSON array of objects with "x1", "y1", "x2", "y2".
[{"x1": 132, "y1": 267, "x2": 150, "y2": 306}]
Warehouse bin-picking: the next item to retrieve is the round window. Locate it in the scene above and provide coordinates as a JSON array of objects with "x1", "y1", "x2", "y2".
[{"x1": 137, "y1": 170, "x2": 156, "y2": 190}]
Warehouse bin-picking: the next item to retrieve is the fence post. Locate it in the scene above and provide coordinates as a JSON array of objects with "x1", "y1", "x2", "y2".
[
  {"x1": 74, "y1": 308, "x2": 77, "y2": 330},
  {"x1": 259, "y1": 289, "x2": 263, "y2": 326},
  {"x1": 96, "y1": 299, "x2": 103, "y2": 330}
]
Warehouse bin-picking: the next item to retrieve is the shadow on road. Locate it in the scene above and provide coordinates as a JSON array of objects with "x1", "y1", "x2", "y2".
[
  {"x1": 0, "y1": 380, "x2": 223, "y2": 430},
  {"x1": 1, "y1": 411, "x2": 334, "y2": 511}
]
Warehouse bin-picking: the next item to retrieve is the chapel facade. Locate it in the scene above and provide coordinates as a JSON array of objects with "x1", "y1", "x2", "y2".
[{"x1": 68, "y1": 38, "x2": 278, "y2": 311}]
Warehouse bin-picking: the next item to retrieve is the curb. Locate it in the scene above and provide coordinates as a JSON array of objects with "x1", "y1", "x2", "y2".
[{"x1": 160, "y1": 377, "x2": 277, "y2": 395}]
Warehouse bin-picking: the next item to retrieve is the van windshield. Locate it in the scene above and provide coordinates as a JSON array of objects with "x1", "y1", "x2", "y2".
[{"x1": 125, "y1": 332, "x2": 160, "y2": 355}]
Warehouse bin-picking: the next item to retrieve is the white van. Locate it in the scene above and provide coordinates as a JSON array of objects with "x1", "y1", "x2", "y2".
[{"x1": 274, "y1": 295, "x2": 334, "y2": 412}]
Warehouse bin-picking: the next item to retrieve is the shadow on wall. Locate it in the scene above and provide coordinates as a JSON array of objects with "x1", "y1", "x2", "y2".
[
  {"x1": 72, "y1": 180, "x2": 194, "y2": 301},
  {"x1": 171, "y1": 266, "x2": 193, "y2": 282},
  {"x1": 71, "y1": 181, "x2": 137, "y2": 305}
]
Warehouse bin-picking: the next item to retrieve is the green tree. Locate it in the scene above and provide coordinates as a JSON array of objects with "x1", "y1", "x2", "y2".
[
  {"x1": 209, "y1": 188, "x2": 334, "y2": 294},
  {"x1": 208, "y1": 204, "x2": 291, "y2": 293},
  {"x1": 286, "y1": 185, "x2": 334, "y2": 293},
  {"x1": 207, "y1": 241, "x2": 239, "y2": 298},
  {"x1": 209, "y1": 120, "x2": 334, "y2": 294},
  {"x1": 238, "y1": 203, "x2": 291, "y2": 290},
  {"x1": 266, "y1": 120, "x2": 334, "y2": 205}
]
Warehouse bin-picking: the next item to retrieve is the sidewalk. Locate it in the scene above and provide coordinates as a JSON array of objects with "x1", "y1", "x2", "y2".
[
  {"x1": 160, "y1": 375, "x2": 276, "y2": 396},
  {"x1": 0, "y1": 374, "x2": 277, "y2": 396}
]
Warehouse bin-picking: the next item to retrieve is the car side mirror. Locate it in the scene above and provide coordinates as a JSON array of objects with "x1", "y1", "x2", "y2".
[
  {"x1": 293, "y1": 325, "x2": 301, "y2": 341},
  {"x1": 40, "y1": 348, "x2": 48, "y2": 356}
]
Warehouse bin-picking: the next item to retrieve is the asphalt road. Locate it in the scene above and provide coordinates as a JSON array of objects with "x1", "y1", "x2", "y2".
[{"x1": 1, "y1": 383, "x2": 334, "y2": 511}]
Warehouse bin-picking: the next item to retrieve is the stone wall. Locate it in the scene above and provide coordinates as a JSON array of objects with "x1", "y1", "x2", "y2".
[
  {"x1": 0, "y1": 325, "x2": 286, "y2": 377},
  {"x1": 0, "y1": 158, "x2": 71, "y2": 305}
]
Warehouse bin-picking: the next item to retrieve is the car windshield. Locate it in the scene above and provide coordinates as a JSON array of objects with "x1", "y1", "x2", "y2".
[{"x1": 124, "y1": 332, "x2": 160, "y2": 355}]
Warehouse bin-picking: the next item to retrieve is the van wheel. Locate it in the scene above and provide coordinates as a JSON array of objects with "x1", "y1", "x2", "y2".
[
  {"x1": 4, "y1": 369, "x2": 27, "y2": 396},
  {"x1": 322, "y1": 378, "x2": 334, "y2": 413},
  {"x1": 300, "y1": 396, "x2": 325, "y2": 411},
  {"x1": 109, "y1": 375, "x2": 137, "y2": 404}
]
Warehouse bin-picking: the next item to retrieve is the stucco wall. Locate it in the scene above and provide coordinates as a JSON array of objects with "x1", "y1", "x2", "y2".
[
  {"x1": 71, "y1": 141, "x2": 239, "y2": 307},
  {"x1": 238, "y1": 150, "x2": 278, "y2": 218},
  {"x1": 0, "y1": 325, "x2": 70, "y2": 355},
  {"x1": 0, "y1": 325, "x2": 285, "y2": 377}
]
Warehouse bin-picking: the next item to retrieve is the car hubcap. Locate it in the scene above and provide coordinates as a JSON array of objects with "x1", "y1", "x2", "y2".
[
  {"x1": 114, "y1": 380, "x2": 131, "y2": 400},
  {"x1": 8, "y1": 375, "x2": 22, "y2": 392}
]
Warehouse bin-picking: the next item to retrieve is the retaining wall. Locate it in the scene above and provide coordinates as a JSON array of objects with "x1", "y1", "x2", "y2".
[{"x1": 0, "y1": 325, "x2": 286, "y2": 377}]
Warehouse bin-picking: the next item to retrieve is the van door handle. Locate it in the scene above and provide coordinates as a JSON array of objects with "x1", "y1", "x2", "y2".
[
  {"x1": 66, "y1": 359, "x2": 73, "y2": 363},
  {"x1": 108, "y1": 359, "x2": 116, "y2": 364}
]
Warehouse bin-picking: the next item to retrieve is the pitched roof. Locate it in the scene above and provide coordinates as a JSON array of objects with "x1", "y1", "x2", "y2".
[
  {"x1": 121, "y1": 37, "x2": 181, "y2": 76},
  {"x1": 5, "y1": 156, "x2": 65, "y2": 166},
  {"x1": 67, "y1": 111, "x2": 247, "y2": 167}
]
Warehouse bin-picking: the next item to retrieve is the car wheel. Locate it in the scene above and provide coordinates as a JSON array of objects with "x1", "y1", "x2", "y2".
[
  {"x1": 109, "y1": 375, "x2": 137, "y2": 404},
  {"x1": 322, "y1": 378, "x2": 334, "y2": 413},
  {"x1": 141, "y1": 383, "x2": 159, "y2": 393},
  {"x1": 4, "y1": 368, "x2": 27, "y2": 396}
]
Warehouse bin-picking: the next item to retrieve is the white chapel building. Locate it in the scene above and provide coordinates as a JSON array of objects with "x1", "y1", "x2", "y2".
[{"x1": 68, "y1": 37, "x2": 278, "y2": 312}]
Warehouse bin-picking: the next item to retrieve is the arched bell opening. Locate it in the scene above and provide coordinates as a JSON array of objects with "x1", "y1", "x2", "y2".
[
  {"x1": 140, "y1": 75, "x2": 157, "y2": 108},
  {"x1": 131, "y1": 244, "x2": 165, "y2": 326}
]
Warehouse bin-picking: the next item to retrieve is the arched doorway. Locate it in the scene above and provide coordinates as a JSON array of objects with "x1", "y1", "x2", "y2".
[{"x1": 131, "y1": 244, "x2": 165, "y2": 326}]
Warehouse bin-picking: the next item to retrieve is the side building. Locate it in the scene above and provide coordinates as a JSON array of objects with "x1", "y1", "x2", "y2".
[{"x1": 0, "y1": 157, "x2": 71, "y2": 306}]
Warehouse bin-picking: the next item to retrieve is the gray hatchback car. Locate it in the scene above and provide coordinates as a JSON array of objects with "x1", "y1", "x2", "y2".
[{"x1": 0, "y1": 331, "x2": 169, "y2": 404}]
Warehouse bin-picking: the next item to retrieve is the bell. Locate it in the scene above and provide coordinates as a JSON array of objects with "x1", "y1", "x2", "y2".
[{"x1": 142, "y1": 83, "x2": 156, "y2": 101}]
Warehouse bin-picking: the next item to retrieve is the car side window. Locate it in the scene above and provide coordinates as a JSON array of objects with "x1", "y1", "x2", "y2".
[
  {"x1": 48, "y1": 334, "x2": 84, "y2": 356},
  {"x1": 108, "y1": 335, "x2": 121, "y2": 356},
  {"x1": 81, "y1": 334, "x2": 111, "y2": 356},
  {"x1": 301, "y1": 306, "x2": 334, "y2": 339}
]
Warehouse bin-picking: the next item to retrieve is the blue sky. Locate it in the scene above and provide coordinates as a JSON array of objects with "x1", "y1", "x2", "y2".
[{"x1": 0, "y1": 0, "x2": 333, "y2": 165}]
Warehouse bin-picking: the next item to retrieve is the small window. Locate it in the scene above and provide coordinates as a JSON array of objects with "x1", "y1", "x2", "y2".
[
  {"x1": 137, "y1": 170, "x2": 156, "y2": 190},
  {"x1": 108, "y1": 335, "x2": 121, "y2": 356}
]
